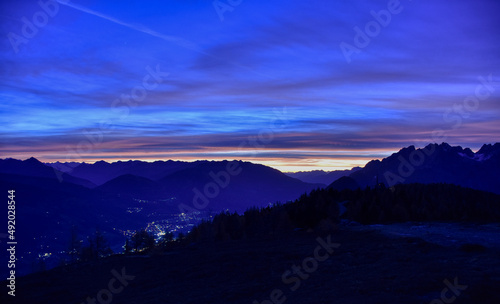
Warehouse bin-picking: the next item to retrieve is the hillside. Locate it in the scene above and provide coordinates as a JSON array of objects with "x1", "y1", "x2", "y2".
[
  {"x1": 3, "y1": 225, "x2": 500, "y2": 304},
  {"x1": 48, "y1": 160, "x2": 199, "y2": 186},
  {"x1": 159, "y1": 160, "x2": 323, "y2": 212},
  {"x1": 0, "y1": 158, "x2": 322, "y2": 276},
  {"x1": 285, "y1": 167, "x2": 361, "y2": 185},
  {"x1": 2, "y1": 176, "x2": 500, "y2": 303},
  {"x1": 335, "y1": 143, "x2": 500, "y2": 194},
  {"x1": 0, "y1": 158, "x2": 95, "y2": 188}
]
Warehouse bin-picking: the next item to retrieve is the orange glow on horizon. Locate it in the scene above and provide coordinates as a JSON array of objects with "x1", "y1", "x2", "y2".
[{"x1": 4, "y1": 148, "x2": 395, "y2": 172}]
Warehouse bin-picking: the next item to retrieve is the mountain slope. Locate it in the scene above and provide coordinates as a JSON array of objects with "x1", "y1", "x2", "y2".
[
  {"x1": 328, "y1": 176, "x2": 360, "y2": 191},
  {"x1": 336, "y1": 143, "x2": 500, "y2": 194},
  {"x1": 96, "y1": 174, "x2": 161, "y2": 199},
  {"x1": 285, "y1": 167, "x2": 361, "y2": 185},
  {"x1": 0, "y1": 172, "x2": 130, "y2": 276},
  {"x1": 0, "y1": 157, "x2": 95, "y2": 188},
  {"x1": 159, "y1": 160, "x2": 323, "y2": 212},
  {"x1": 1, "y1": 158, "x2": 324, "y2": 275},
  {"x1": 48, "y1": 160, "x2": 198, "y2": 186}
]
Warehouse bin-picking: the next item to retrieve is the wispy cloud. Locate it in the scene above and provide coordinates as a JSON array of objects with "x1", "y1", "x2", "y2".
[{"x1": 1, "y1": 0, "x2": 499, "y2": 170}]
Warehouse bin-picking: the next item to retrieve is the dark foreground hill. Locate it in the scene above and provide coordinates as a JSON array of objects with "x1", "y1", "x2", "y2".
[
  {"x1": 4, "y1": 226, "x2": 500, "y2": 304},
  {"x1": 3, "y1": 183, "x2": 500, "y2": 303},
  {"x1": 184, "y1": 183, "x2": 500, "y2": 245}
]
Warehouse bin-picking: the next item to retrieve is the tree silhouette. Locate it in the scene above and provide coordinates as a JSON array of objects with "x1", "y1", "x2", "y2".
[
  {"x1": 130, "y1": 229, "x2": 156, "y2": 253},
  {"x1": 80, "y1": 228, "x2": 113, "y2": 261},
  {"x1": 67, "y1": 225, "x2": 82, "y2": 263}
]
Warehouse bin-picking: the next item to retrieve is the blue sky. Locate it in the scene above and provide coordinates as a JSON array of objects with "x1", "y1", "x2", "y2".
[{"x1": 1, "y1": 0, "x2": 499, "y2": 171}]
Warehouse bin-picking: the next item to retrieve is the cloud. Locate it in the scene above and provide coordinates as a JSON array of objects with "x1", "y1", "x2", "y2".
[{"x1": 1, "y1": 0, "x2": 499, "y2": 170}]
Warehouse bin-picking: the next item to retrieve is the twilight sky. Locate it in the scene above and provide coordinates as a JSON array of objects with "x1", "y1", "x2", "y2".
[{"x1": 1, "y1": 0, "x2": 499, "y2": 171}]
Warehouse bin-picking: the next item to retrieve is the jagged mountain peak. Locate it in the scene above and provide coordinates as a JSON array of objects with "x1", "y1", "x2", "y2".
[
  {"x1": 344, "y1": 142, "x2": 500, "y2": 194},
  {"x1": 477, "y1": 143, "x2": 500, "y2": 156},
  {"x1": 23, "y1": 157, "x2": 43, "y2": 164}
]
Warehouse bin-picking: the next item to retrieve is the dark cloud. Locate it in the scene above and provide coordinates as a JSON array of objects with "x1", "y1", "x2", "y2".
[{"x1": 1, "y1": 0, "x2": 499, "y2": 170}]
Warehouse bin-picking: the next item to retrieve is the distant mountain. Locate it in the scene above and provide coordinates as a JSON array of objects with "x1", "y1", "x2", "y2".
[
  {"x1": 60, "y1": 160, "x2": 324, "y2": 212},
  {"x1": 0, "y1": 158, "x2": 95, "y2": 188},
  {"x1": 332, "y1": 143, "x2": 500, "y2": 194},
  {"x1": 96, "y1": 174, "x2": 162, "y2": 199},
  {"x1": 158, "y1": 160, "x2": 323, "y2": 212},
  {"x1": 45, "y1": 159, "x2": 198, "y2": 186},
  {"x1": 4, "y1": 157, "x2": 324, "y2": 220},
  {"x1": 285, "y1": 167, "x2": 361, "y2": 185},
  {"x1": 5, "y1": 144, "x2": 500, "y2": 277},
  {"x1": 1, "y1": 157, "x2": 323, "y2": 275}
]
